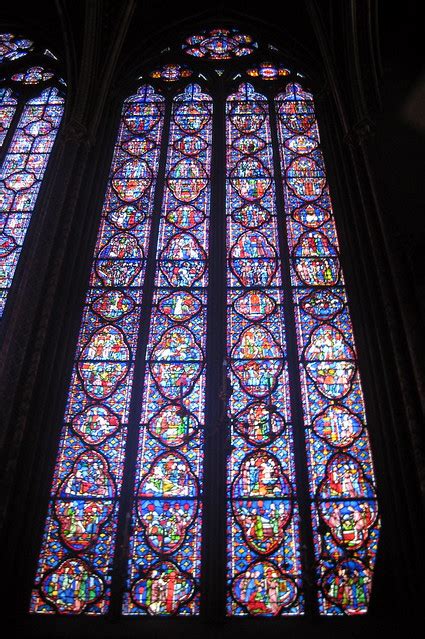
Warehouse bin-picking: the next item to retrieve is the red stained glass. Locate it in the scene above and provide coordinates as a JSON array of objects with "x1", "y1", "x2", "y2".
[
  {"x1": 247, "y1": 62, "x2": 290, "y2": 80},
  {"x1": 150, "y1": 63, "x2": 192, "y2": 82}
]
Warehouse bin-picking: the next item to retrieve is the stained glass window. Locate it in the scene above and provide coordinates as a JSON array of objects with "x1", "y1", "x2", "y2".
[
  {"x1": 31, "y1": 28, "x2": 379, "y2": 619},
  {"x1": 0, "y1": 88, "x2": 17, "y2": 147},
  {"x1": 10, "y1": 66, "x2": 54, "y2": 84},
  {"x1": 0, "y1": 34, "x2": 65, "y2": 317}
]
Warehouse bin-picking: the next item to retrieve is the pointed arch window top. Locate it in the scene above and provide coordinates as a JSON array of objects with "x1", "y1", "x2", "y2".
[
  {"x1": 0, "y1": 33, "x2": 34, "y2": 64},
  {"x1": 175, "y1": 82, "x2": 212, "y2": 102},
  {"x1": 282, "y1": 81, "x2": 314, "y2": 102},
  {"x1": 126, "y1": 83, "x2": 165, "y2": 103},
  {"x1": 183, "y1": 28, "x2": 257, "y2": 60},
  {"x1": 228, "y1": 80, "x2": 267, "y2": 102},
  {"x1": 26, "y1": 86, "x2": 65, "y2": 106}
]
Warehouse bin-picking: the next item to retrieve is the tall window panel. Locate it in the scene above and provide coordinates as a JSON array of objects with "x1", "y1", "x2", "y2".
[
  {"x1": 0, "y1": 88, "x2": 17, "y2": 147},
  {"x1": 124, "y1": 84, "x2": 212, "y2": 616},
  {"x1": 226, "y1": 83, "x2": 302, "y2": 616},
  {"x1": 0, "y1": 85, "x2": 64, "y2": 315},
  {"x1": 275, "y1": 83, "x2": 380, "y2": 615},
  {"x1": 31, "y1": 85, "x2": 164, "y2": 614}
]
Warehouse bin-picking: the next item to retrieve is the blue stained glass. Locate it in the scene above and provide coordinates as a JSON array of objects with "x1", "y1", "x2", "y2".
[
  {"x1": 0, "y1": 87, "x2": 64, "y2": 317},
  {"x1": 11, "y1": 66, "x2": 54, "y2": 84},
  {"x1": 0, "y1": 89, "x2": 17, "y2": 148},
  {"x1": 183, "y1": 28, "x2": 256, "y2": 60}
]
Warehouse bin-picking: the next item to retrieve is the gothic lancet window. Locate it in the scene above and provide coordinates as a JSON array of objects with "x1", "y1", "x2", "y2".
[
  {"x1": 0, "y1": 33, "x2": 65, "y2": 317},
  {"x1": 30, "y1": 27, "x2": 380, "y2": 618}
]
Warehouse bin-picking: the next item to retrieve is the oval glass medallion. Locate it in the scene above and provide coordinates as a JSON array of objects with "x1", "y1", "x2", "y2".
[
  {"x1": 168, "y1": 158, "x2": 208, "y2": 202},
  {"x1": 232, "y1": 561, "x2": 297, "y2": 615},
  {"x1": 112, "y1": 158, "x2": 152, "y2": 202},
  {"x1": 139, "y1": 451, "x2": 198, "y2": 498},
  {"x1": 123, "y1": 102, "x2": 161, "y2": 134},
  {"x1": 233, "y1": 135, "x2": 265, "y2": 155},
  {"x1": 230, "y1": 157, "x2": 271, "y2": 201},
  {"x1": 300, "y1": 289, "x2": 343, "y2": 320},
  {"x1": 230, "y1": 230, "x2": 277, "y2": 287},
  {"x1": 92, "y1": 289, "x2": 135, "y2": 321},
  {"x1": 150, "y1": 326, "x2": 203, "y2": 399},
  {"x1": 174, "y1": 134, "x2": 207, "y2": 156},
  {"x1": 95, "y1": 233, "x2": 143, "y2": 287},
  {"x1": 286, "y1": 157, "x2": 326, "y2": 201},
  {"x1": 72, "y1": 404, "x2": 120, "y2": 445},
  {"x1": 232, "y1": 203, "x2": 270, "y2": 229},
  {"x1": 159, "y1": 232, "x2": 206, "y2": 287},
  {"x1": 174, "y1": 101, "x2": 211, "y2": 133},
  {"x1": 304, "y1": 325, "x2": 355, "y2": 399},
  {"x1": 234, "y1": 290, "x2": 275, "y2": 321},
  {"x1": 312, "y1": 404, "x2": 363, "y2": 448},
  {"x1": 131, "y1": 561, "x2": 195, "y2": 615},
  {"x1": 233, "y1": 401, "x2": 285, "y2": 446},
  {"x1": 231, "y1": 326, "x2": 283, "y2": 397},
  {"x1": 230, "y1": 101, "x2": 266, "y2": 133},
  {"x1": 158, "y1": 291, "x2": 201, "y2": 322},
  {"x1": 166, "y1": 204, "x2": 205, "y2": 229},
  {"x1": 148, "y1": 404, "x2": 199, "y2": 446},
  {"x1": 293, "y1": 231, "x2": 340, "y2": 287}
]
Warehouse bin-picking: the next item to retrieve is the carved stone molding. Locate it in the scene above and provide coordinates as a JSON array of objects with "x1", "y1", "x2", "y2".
[
  {"x1": 344, "y1": 118, "x2": 376, "y2": 147},
  {"x1": 60, "y1": 118, "x2": 91, "y2": 146}
]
